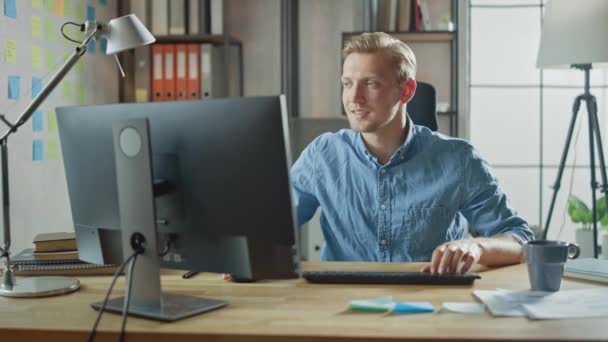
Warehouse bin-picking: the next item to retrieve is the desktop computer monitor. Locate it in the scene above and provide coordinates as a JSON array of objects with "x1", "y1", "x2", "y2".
[{"x1": 56, "y1": 95, "x2": 300, "y2": 320}]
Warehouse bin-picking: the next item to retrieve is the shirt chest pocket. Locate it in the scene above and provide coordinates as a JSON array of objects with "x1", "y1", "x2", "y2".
[{"x1": 398, "y1": 207, "x2": 449, "y2": 261}]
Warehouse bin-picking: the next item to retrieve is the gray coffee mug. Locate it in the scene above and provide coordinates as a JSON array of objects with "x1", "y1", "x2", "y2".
[{"x1": 524, "y1": 240, "x2": 580, "y2": 291}]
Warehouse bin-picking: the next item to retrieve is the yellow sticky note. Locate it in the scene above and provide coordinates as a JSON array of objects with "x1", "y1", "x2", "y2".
[
  {"x1": 63, "y1": 0, "x2": 71, "y2": 18},
  {"x1": 76, "y1": 58, "x2": 84, "y2": 74},
  {"x1": 46, "y1": 49, "x2": 55, "y2": 71},
  {"x1": 75, "y1": 2, "x2": 84, "y2": 22},
  {"x1": 32, "y1": 45, "x2": 42, "y2": 69},
  {"x1": 44, "y1": 0, "x2": 54, "y2": 12},
  {"x1": 47, "y1": 139, "x2": 59, "y2": 161},
  {"x1": 45, "y1": 19, "x2": 55, "y2": 42},
  {"x1": 135, "y1": 89, "x2": 149, "y2": 102},
  {"x1": 62, "y1": 80, "x2": 72, "y2": 102},
  {"x1": 54, "y1": 0, "x2": 64, "y2": 16},
  {"x1": 76, "y1": 79, "x2": 84, "y2": 104},
  {"x1": 47, "y1": 110, "x2": 58, "y2": 132},
  {"x1": 31, "y1": 16, "x2": 42, "y2": 38},
  {"x1": 32, "y1": 0, "x2": 43, "y2": 9},
  {"x1": 5, "y1": 40, "x2": 17, "y2": 64}
]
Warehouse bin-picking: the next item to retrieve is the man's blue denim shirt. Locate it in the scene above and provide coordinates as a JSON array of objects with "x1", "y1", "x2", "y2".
[{"x1": 290, "y1": 119, "x2": 534, "y2": 262}]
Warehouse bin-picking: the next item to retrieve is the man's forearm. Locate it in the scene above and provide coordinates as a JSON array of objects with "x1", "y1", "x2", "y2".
[{"x1": 475, "y1": 234, "x2": 525, "y2": 267}]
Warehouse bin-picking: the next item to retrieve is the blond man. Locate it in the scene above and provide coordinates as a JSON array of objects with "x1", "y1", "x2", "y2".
[{"x1": 291, "y1": 32, "x2": 533, "y2": 274}]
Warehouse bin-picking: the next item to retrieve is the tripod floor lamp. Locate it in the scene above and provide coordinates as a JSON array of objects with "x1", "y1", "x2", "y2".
[
  {"x1": 537, "y1": 0, "x2": 608, "y2": 258},
  {"x1": 0, "y1": 15, "x2": 155, "y2": 297}
]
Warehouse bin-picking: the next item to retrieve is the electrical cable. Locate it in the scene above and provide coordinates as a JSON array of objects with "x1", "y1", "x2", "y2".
[
  {"x1": 61, "y1": 21, "x2": 84, "y2": 44},
  {"x1": 119, "y1": 253, "x2": 138, "y2": 342},
  {"x1": 556, "y1": 114, "x2": 583, "y2": 240},
  {"x1": 87, "y1": 250, "x2": 139, "y2": 342}
]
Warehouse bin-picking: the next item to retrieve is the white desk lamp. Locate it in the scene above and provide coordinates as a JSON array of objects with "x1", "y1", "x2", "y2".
[
  {"x1": 0, "y1": 14, "x2": 155, "y2": 297},
  {"x1": 538, "y1": 0, "x2": 608, "y2": 257}
]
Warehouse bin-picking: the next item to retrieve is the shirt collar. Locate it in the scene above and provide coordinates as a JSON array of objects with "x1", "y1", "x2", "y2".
[{"x1": 355, "y1": 114, "x2": 417, "y2": 165}]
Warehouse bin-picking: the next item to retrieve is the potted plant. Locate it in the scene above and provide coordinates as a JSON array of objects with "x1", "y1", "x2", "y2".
[{"x1": 567, "y1": 195, "x2": 608, "y2": 258}]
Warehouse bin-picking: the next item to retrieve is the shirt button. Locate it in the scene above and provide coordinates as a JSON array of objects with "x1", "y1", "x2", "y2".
[
  {"x1": 380, "y1": 169, "x2": 386, "y2": 174},
  {"x1": 380, "y1": 239, "x2": 387, "y2": 246},
  {"x1": 380, "y1": 204, "x2": 387, "y2": 210}
]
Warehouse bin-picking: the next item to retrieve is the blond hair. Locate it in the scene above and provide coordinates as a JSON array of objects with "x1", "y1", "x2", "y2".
[{"x1": 342, "y1": 32, "x2": 417, "y2": 84}]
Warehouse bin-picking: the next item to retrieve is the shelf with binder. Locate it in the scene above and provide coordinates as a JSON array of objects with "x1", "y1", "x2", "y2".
[{"x1": 120, "y1": 0, "x2": 243, "y2": 103}]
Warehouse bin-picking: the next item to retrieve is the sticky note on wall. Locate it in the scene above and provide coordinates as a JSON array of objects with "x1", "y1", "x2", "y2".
[
  {"x1": 46, "y1": 49, "x2": 55, "y2": 71},
  {"x1": 54, "y1": 0, "x2": 64, "y2": 16},
  {"x1": 44, "y1": 0, "x2": 54, "y2": 13},
  {"x1": 32, "y1": 77, "x2": 43, "y2": 99},
  {"x1": 32, "y1": 0, "x2": 43, "y2": 10},
  {"x1": 32, "y1": 111, "x2": 44, "y2": 132},
  {"x1": 86, "y1": 5, "x2": 95, "y2": 21},
  {"x1": 75, "y1": 2, "x2": 84, "y2": 22},
  {"x1": 61, "y1": 80, "x2": 72, "y2": 102},
  {"x1": 33, "y1": 140, "x2": 43, "y2": 161},
  {"x1": 32, "y1": 45, "x2": 42, "y2": 69},
  {"x1": 63, "y1": 0, "x2": 71, "y2": 18},
  {"x1": 47, "y1": 139, "x2": 58, "y2": 160},
  {"x1": 44, "y1": 19, "x2": 55, "y2": 41},
  {"x1": 31, "y1": 16, "x2": 42, "y2": 38},
  {"x1": 87, "y1": 40, "x2": 96, "y2": 54},
  {"x1": 76, "y1": 79, "x2": 85, "y2": 104},
  {"x1": 5, "y1": 40, "x2": 17, "y2": 64},
  {"x1": 4, "y1": 0, "x2": 17, "y2": 18},
  {"x1": 99, "y1": 38, "x2": 107, "y2": 54},
  {"x1": 47, "y1": 110, "x2": 58, "y2": 132},
  {"x1": 8, "y1": 76, "x2": 20, "y2": 99}
]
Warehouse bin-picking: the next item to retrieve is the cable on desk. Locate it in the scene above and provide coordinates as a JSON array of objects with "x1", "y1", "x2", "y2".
[
  {"x1": 119, "y1": 253, "x2": 138, "y2": 342},
  {"x1": 87, "y1": 250, "x2": 139, "y2": 342}
]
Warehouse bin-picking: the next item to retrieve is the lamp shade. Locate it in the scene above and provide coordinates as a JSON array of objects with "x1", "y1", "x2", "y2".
[
  {"x1": 537, "y1": 0, "x2": 608, "y2": 68},
  {"x1": 104, "y1": 14, "x2": 156, "y2": 55}
]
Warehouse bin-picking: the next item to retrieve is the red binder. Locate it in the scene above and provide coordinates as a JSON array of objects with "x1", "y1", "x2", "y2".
[
  {"x1": 163, "y1": 44, "x2": 176, "y2": 101},
  {"x1": 175, "y1": 44, "x2": 188, "y2": 101},
  {"x1": 151, "y1": 44, "x2": 165, "y2": 102},
  {"x1": 186, "y1": 44, "x2": 200, "y2": 100}
]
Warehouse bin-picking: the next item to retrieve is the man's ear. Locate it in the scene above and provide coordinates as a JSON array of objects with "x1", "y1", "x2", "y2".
[{"x1": 400, "y1": 79, "x2": 417, "y2": 104}]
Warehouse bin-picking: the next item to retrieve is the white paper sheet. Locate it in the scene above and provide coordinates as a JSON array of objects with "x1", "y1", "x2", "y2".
[
  {"x1": 440, "y1": 302, "x2": 486, "y2": 314},
  {"x1": 473, "y1": 288, "x2": 608, "y2": 319}
]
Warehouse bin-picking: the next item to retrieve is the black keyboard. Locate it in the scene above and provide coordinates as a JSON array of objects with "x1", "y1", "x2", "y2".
[{"x1": 303, "y1": 271, "x2": 481, "y2": 285}]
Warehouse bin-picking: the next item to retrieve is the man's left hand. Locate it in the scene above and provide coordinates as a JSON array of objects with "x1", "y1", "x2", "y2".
[{"x1": 419, "y1": 239, "x2": 482, "y2": 274}]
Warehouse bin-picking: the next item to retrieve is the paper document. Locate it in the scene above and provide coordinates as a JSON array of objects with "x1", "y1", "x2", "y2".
[
  {"x1": 440, "y1": 302, "x2": 486, "y2": 314},
  {"x1": 473, "y1": 288, "x2": 608, "y2": 319}
]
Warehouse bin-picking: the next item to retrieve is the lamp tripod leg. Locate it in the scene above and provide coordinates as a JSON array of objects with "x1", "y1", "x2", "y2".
[
  {"x1": 587, "y1": 95, "x2": 599, "y2": 258},
  {"x1": 543, "y1": 95, "x2": 584, "y2": 239},
  {"x1": 588, "y1": 95, "x2": 608, "y2": 258}
]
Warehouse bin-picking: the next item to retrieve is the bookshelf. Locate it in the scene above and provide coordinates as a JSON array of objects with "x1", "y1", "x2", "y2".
[
  {"x1": 118, "y1": 0, "x2": 243, "y2": 104},
  {"x1": 342, "y1": 0, "x2": 460, "y2": 136}
]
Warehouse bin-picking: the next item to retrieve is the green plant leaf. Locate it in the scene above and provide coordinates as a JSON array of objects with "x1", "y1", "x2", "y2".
[
  {"x1": 596, "y1": 196, "x2": 608, "y2": 218},
  {"x1": 567, "y1": 195, "x2": 592, "y2": 224}
]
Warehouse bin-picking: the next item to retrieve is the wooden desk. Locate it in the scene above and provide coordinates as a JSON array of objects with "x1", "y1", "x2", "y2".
[{"x1": 0, "y1": 262, "x2": 606, "y2": 341}]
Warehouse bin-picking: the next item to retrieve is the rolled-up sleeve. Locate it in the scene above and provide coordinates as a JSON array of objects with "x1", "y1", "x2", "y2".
[
  {"x1": 459, "y1": 145, "x2": 535, "y2": 244},
  {"x1": 290, "y1": 139, "x2": 320, "y2": 227}
]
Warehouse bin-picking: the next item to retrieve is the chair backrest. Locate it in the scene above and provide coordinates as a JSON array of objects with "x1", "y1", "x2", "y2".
[{"x1": 407, "y1": 81, "x2": 438, "y2": 131}]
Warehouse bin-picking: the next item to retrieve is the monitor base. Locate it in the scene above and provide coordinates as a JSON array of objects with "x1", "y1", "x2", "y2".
[{"x1": 92, "y1": 293, "x2": 227, "y2": 321}]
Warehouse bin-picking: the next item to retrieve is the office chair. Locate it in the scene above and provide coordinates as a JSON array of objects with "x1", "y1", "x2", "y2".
[{"x1": 407, "y1": 81, "x2": 438, "y2": 132}]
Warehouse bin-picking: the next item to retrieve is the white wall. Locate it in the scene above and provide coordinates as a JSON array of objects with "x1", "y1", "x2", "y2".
[
  {"x1": 227, "y1": 0, "x2": 282, "y2": 96},
  {"x1": 468, "y1": 1, "x2": 608, "y2": 245},
  {"x1": 0, "y1": 0, "x2": 119, "y2": 256}
]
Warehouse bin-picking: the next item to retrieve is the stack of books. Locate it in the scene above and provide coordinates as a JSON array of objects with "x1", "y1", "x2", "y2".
[{"x1": 10, "y1": 232, "x2": 117, "y2": 276}]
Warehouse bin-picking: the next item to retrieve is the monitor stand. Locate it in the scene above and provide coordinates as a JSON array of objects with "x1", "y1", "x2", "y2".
[{"x1": 91, "y1": 118, "x2": 227, "y2": 321}]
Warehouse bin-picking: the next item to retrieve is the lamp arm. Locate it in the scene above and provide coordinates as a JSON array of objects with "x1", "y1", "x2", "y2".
[
  {"x1": 0, "y1": 25, "x2": 99, "y2": 263},
  {"x1": 0, "y1": 27, "x2": 99, "y2": 141}
]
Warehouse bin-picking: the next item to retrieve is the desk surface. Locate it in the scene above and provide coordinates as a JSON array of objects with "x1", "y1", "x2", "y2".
[{"x1": 1, "y1": 261, "x2": 606, "y2": 342}]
